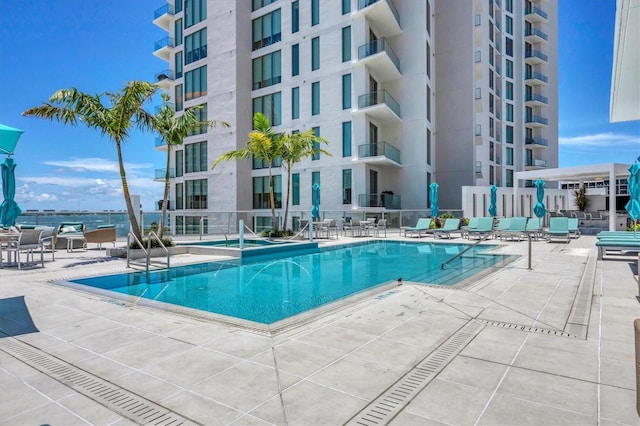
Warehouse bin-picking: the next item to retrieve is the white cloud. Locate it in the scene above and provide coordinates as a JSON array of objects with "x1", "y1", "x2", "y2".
[
  {"x1": 559, "y1": 132, "x2": 640, "y2": 147},
  {"x1": 43, "y1": 157, "x2": 152, "y2": 175}
]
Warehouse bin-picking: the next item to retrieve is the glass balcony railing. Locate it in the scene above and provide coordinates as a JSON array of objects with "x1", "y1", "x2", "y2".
[
  {"x1": 525, "y1": 71, "x2": 549, "y2": 83},
  {"x1": 154, "y1": 36, "x2": 175, "y2": 51},
  {"x1": 525, "y1": 115, "x2": 549, "y2": 125},
  {"x1": 155, "y1": 69, "x2": 175, "y2": 82},
  {"x1": 155, "y1": 168, "x2": 176, "y2": 180},
  {"x1": 525, "y1": 137, "x2": 549, "y2": 146},
  {"x1": 357, "y1": 0, "x2": 400, "y2": 27},
  {"x1": 525, "y1": 49, "x2": 548, "y2": 62},
  {"x1": 154, "y1": 3, "x2": 175, "y2": 19},
  {"x1": 358, "y1": 90, "x2": 401, "y2": 117},
  {"x1": 358, "y1": 39, "x2": 401, "y2": 72},
  {"x1": 525, "y1": 93, "x2": 548, "y2": 104},
  {"x1": 525, "y1": 27, "x2": 549, "y2": 41},
  {"x1": 358, "y1": 193, "x2": 401, "y2": 209},
  {"x1": 155, "y1": 138, "x2": 168, "y2": 148},
  {"x1": 525, "y1": 6, "x2": 548, "y2": 20},
  {"x1": 525, "y1": 159, "x2": 547, "y2": 168},
  {"x1": 357, "y1": 142, "x2": 401, "y2": 163}
]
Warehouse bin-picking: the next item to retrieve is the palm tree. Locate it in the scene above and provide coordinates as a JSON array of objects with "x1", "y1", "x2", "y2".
[
  {"x1": 22, "y1": 81, "x2": 158, "y2": 242},
  {"x1": 152, "y1": 93, "x2": 229, "y2": 239},
  {"x1": 212, "y1": 113, "x2": 283, "y2": 232},
  {"x1": 280, "y1": 130, "x2": 330, "y2": 230}
]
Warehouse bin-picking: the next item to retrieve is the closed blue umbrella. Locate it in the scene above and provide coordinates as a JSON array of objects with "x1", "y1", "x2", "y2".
[
  {"x1": 625, "y1": 158, "x2": 640, "y2": 234},
  {"x1": 0, "y1": 157, "x2": 22, "y2": 226},
  {"x1": 311, "y1": 183, "x2": 320, "y2": 220},
  {"x1": 488, "y1": 185, "x2": 498, "y2": 217},
  {"x1": 429, "y1": 182, "x2": 439, "y2": 217},
  {"x1": 533, "y1": 178, "x2": 546, "y2": 218}
]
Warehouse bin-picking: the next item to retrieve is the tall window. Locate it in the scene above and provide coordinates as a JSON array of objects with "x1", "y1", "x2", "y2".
[
  {"x1": 505, "y1": 81, "x2": 513, "y2": 100},
  {"x1": 292, "y1": 1, "x2": 299, "y2": 33},
  {"x1": 342, "y1": 121, "x2": 351, "y2": 157},
  {"x1": 426, "y1": 0, "x2": 431, "y2": 35},
  {"x1": 506, "y1": 147, "x2": 514, "y2": 166},
  {"x1": 342, "y1": 26, "x2": 351, "y2": 62},
  {"x1": 311, "y1": 36, "x2": 320, "y2": 71},
  {"x1": 253, "y1": 176, "x2": 282, "y2": 209},
  {"x1": 506, "y1": 103, "x2": 514, "y2": 122},
  {"x1": 311, "y1": 171, "x2": 320, "y2": 203},
  {"x1": 342, "y1": 169, "x2": 352, "y2": 204},
  {"x1": 252, "y1": 9, "x2": 281, "y2": 51},
  {"x1": 292, "y1": 173, "x2": 300, "y2": 205},
  {"x1": 312, "y1": 127, "x2": 320, "y2": 160},
  {"x1": 505, "y1": 0, "x2": 513, "y2": 13},
  {"x1": 253, "y1": 156, "x2": 281, "y2": 169},
  {"x1": 311, "y1": 82, "x2": 320, "y2": 115},
  {"x1": 291, "y1": 87, "x2": 300, "y2": 119},
  {"x1": 505, "y1": 16, "x2": 513, "y2": 35},
  {"x1": 505, "y1": 37, "x2": 513, "y2": 57},
  {"x1": 185, "y1": 0, "x2": 206, "y2": 28},
  {"x1": 292, "y1": 43, "x2": 299, "y2": 76},
  {"x1": 505, "y1": 125, "x2": 514, "y2": 144},
  {"x1": 505, "y1": 59, "x2": 513, "y2": 78},
  {"x1": 175, "y1": 19, "x2": 183, "y2": 46},
  {"x1": 187, "y1": 103, "x2": 207, "y2": 136},
  {"x1": 342, "y1": 0, "x2": 350, "y2": 14},
  {"x1": 252, "y1": 0, "x2": 277, "y2": 12},
  {"x1": 427, "y1": 86, "x2": 431, "y2": 123},
  {"x1": 342, "y1": 74, "x2": 351, "y2": 109},
  {"x1": 185, "y1": 28, "x2": 207, "y2": 65},
  {"x1": 185, "y1": 178, "x2": 207, "y2": 209},
  {"x1": 175, "y1": 183, "x2": 183, "y2": 210},
  {"x1": 175, "y1": 84, "x2": 183, "y2": 111},
  {"x1": 427, "y1": 129, "x2": 432, "y2": 165},
  {"x1": 311, "y1": 0, "x2": 319, "y2": 25},
  {"x1": 175, "y1": 0, "x2": 183, "y2": 13},
  {"x1": 175, "y1": 150, "x2": 183, "y2": 177},
  {"x1": 184, "y1": 141, "x2": 207, "y2": 173},
  {"x1": 252, "y1": 50, "x2": 282, "y2": 90},
  {"x1": 253, "y1": 92, "x2": 282, "y2": 125},
  {"x1": 175, "y1": 52, "x2": 183, "y2": 78},
  {"x1": 185, "y1": 65, "x2": 207, "y2": 100}
]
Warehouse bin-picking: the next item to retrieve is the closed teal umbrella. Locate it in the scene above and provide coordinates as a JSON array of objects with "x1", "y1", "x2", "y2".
[
  {"x1": 488, "y1": 185, "x2": 498, "y2": 217},
  {"x1": 533, "y1": 179, "x2": 546, "y2": 218},
  {"x1": 311, "y1": 183, "x2": 320, "y2": 220},
  {"x1": 0, "y1": 157, "x2": 22, "y2": 226},
  {"x1": 625, "y1": 158, "x2": 640, "y2": 234},
  {"x1": 429, "y1": 182, "x2": 439, "y2": 217}
]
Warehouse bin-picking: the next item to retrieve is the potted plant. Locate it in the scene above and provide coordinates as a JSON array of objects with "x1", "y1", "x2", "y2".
[{"x1": 573, "y1": 185, "x2": 589, "y2": 211}]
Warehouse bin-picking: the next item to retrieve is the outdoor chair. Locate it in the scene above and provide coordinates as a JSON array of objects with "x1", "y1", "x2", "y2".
[
  {"x1": 568, "y1": 218, "x2": 581, "y2": 238},
  {"x1": 374, "y1": 218, "x2": 387, "y2": 237},
  {"x1": 493, "y1": 218, "x2": 511, "y2": 239},
  {"x1": 84, "y1": 224, "x2": 117, "y2": 249},
  {"x1": 467, "y1": 217, "x2": 494, "y2": 239},
  {"x1": 54, "y1": 222, "x2": 86, "y2": 250},
  {"x1": 4, "y1": 229, "x2": 44, "y2": 269},
  {"x1": 524, "y1": 217, "x2": 543, "y2": 240},
  {"x1": 434, "y1": 218, "x2": 462, "y2": 239},
  {"x1": 461, "y1": 217, "x2": 479, "y2": 239},
  {"x1": 403, "y1": 218, "x2": 432, "y2": 238},
  {"x1": 546, "y1": 217, "x2": 570, "y2": 243},
  {"x1": 499, "y1": 217, "x2": 528, "y2": 241}
]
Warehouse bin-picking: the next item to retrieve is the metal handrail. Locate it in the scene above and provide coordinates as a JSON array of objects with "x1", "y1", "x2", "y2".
[
  {"x1": 441, "y1": 231, "x2": 494, "y2": 270},
  {"x1": 127, "y1": 231, "x2": 170, "y2": 272},
  {"x1": 126, "y1": 232, "x2": 147, "y2": 269}
]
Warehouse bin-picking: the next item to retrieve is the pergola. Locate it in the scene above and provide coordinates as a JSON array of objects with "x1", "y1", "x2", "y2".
[{"x1": 514, "y1": 163, "x2": 631, "y2": 231}]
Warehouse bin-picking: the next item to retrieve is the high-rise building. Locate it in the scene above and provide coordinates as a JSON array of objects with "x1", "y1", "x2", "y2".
[{"x1": 152, "y1": 0, "x2": 557, "y2": 233}]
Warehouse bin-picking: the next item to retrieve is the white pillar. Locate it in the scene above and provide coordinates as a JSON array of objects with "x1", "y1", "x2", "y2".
[{"x1": 608, "y1": 166, "x2": 616, "y2": 231}]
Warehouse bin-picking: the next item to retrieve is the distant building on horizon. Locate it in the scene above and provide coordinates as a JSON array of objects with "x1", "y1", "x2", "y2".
[{"x1": 152, "y1": 0, "x2": 558, "y2": 233}]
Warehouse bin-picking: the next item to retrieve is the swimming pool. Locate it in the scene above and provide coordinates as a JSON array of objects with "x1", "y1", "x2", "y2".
[
  {"x1": 66, "y1": 241, "x2": 514, "y2": 325},
  {"x1": 180, "y1": 238, "x2": 292, "y2": 248}
]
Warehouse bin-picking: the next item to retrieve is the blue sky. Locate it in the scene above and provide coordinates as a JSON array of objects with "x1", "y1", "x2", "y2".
[{"x1": 0, "y1": 0, "x2": 638, "y2": 211}]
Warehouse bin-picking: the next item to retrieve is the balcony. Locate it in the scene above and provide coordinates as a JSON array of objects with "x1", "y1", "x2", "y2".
[
  {"x1": 525, "y1": 27, "x2": 548, "y2": 43},
  {"x1": 355, "y1": 0, "x2": 401, "y2": 37},
  {"x1": 525, "y1": 115, "x2": 549, "y2": 127},
  {"x1": 524, "y1": 49, "x2": 548, "y2": 65},
  {"x1": 155, "y1": 138, "x2": 168, "y2": 150},
  {"x1": 525, "y1": 6, "x2": 548, "y2": 23},
  {"x1": 357, "y1": 39, "x2": 401, "y2": 81},
  {"x1": 525, "y1": 158, "x2": 548, "y2": 170},
  {"x1": 356, "y1": 90, "x2": 401, "y2": 123},
  {"x1": 154, "y1": 168, "x2": 176, "y2": 181},
  {"x1": 358, "y1": 193, "x2": 401, "y2": 209},
  {"x1": 525, "y1": 71, "x2": 549, "y2": 85},
  {"x1": 354, "y1": 142, "x2": 401, "y2": 167},
  {"x1": 154, "y1": 69, "x2": 174, "y2": 90},
  {"x1": 525, "y1": 137, "x2": 549, "y2": 148},
  {"x1": 153, "y1": 37, "x2": 175, "y2": 61},
  {"x1": 525, "y1": 93, "x2": 548, "y2": 106},
  {"x1": 153, "y1": 3, "x2": 175, "y2": 30}
]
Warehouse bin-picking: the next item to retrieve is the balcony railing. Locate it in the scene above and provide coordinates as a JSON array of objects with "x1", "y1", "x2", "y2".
[
  {"x1": 525, "y1": 49, "x2": 548, "y2": 62},
  {"x1": 525, "y1": 137, "x2": 549, "y2": 146},
  {"x1": 525, "y1": 27, "x2": 549, "y2": 41},
  {"x1": 358, "y1": 90, "x2": 401, "y2": 118},
  {"x1": 525, "y1": 159, "x2": 547, "y2": 168},
  {"x1": 154, "y1": 36, "x2": 175, "y2": 51},
  {"x1": 358, "y1": 193, "x2": 401, "y2": 209},
  {"x1": 155, "y1": 69, "x2": 174, "y2": 82},
  {"x1": 155, "y1": 138, "x2": 168, "y2": 148},
  {"x1": 357, "y1": 142, "x2": 401, "y2": 163},
  {"x1": 358, "y1": 38, "x2": 401, "y2": 72},
  {"x1": 154, "y1": 3, "x2": 174, "y2": 19},
  {"x1": 525, "y1": 71, "x2": 549, "y2": 84},
  {"x1": 525, "y1": 115, "x2": 549, "y2": 125},
  {"x1": 155, "y1": 168, "x2": 176, "y2": 180},
  {"x1": 525, "y1": 93, "x2": 548, "y2": 104},
  {"x1": 525, "y1": 6, "x2": 548, "y2": 21},
  {"x1": 358, "y1": 0, "x2": 401, "y2": 27}
]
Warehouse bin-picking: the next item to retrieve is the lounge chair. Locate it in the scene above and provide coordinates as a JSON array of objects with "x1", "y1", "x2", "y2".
[
  {"x1": 499, "y1": 217, "x2": 528, "y2": 241},
  {"x1": 54, "y1": 222, "x2": 86, "y2": 250},
  {"x1": 493, "y1": 218, "x2": 511, "y2": 238},
  {"x1": 433, "y1": 218, "x2": 462, "y2": 239},
  {"x1": 596, "y1": 238, "x2": 640, "y2": 260},
  {"x1": 567, "y1": 218, "x2": 581, "y2": 238},
  {"x1": 461, "y1": 217, "x2": 479, "y2": 239},
  {"x1": 85, "y1": 224, "x2": 117, "y2": 249},
  {"x1": 403, "y1": 218, "x2": 432, "y2": 238},
  {"x1": 524, "y1": 217, "x2": 543, "y2": 240},
  {"x1": 467, "y1": 217, "x2": 494, "y2": 239},
  {"x1": 546, "y1": 217, "x2": 570, "y2": 243},
  {"x1": 4, "y1": 229, "x2": 44, "y2": 269}
]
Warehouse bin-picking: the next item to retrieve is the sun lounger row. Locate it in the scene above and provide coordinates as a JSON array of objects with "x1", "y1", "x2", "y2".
[
  {"x1": 402, "y1": 218, "x2": 463, "y2": 239},
  {"x1": 595, "y1": 230, "x2": 640, "y2": 260}
]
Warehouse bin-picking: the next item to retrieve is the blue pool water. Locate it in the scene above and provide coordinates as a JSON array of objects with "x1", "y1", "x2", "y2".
[
  {"x1": 180, "y1": 239, "x2": 292, "y2": 248},
  {"x1": 69, "y1": 241, "x2": 513, "y2": 324}
]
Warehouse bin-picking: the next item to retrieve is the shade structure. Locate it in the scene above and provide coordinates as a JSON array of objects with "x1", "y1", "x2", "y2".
[
  {"x1": 311, "y1": 183, "x2": 320, "y2": 220},
  {"x1": 533, "y1": 179, "x2": 546, "y2": 218},
  {"x1": 625, "y1": 159, "x2": 640, "y2": 224},
  {"x1": 488, "y1": 185, "x2": 498, "y2": 217},
  {"x1": 0, "y1": 157, "x2": 22, "y2": 226},
  {"x1": 429, "y1": 182, "x2": 439, "y2": 217},
  {"x1": 0, "y1": 124, "x2": 24, "y2": 156}
]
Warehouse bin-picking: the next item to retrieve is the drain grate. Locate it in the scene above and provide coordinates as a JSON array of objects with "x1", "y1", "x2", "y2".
[
  {"x1": 345, "y1": 320, "x2": 484, "y2": 425},
  {"x1": 565, "y1": 253, "x2": 596, "y2": 338},
  {"x1": 478, "y1": 319, "x2": 576, "y2": 338},
  {"x1": 0, "y1": 338, "x2": 195, "y2": 425}
]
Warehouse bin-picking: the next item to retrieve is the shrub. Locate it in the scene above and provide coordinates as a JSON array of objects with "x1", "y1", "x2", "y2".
[{"x1": 129, "y1": 237, "x2": 174, "y2": 250}]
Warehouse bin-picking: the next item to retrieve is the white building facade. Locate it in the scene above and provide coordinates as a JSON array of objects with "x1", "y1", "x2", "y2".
[{"x1": 152, "y1": 0, "x2": 557, "y2": 233}]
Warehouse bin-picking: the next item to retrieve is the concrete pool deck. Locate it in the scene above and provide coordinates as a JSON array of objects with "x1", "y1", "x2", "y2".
[{"x1": 0, "y1": 233, "x2": 638, "y2": 425}]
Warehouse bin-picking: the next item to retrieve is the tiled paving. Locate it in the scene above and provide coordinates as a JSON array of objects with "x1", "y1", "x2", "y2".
[{"x1": 0, "y1": 232, "x2": 638, "y2": 425}]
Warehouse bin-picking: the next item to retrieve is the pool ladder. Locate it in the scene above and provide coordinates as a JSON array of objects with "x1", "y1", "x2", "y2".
[{"x1": 126, "y1": 231, "x2": 171, "y2": 273}]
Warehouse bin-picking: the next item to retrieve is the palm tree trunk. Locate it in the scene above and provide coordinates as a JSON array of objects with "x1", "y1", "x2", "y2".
[
  {"x1": 283, "y1": 167, "x2": 292, "y2": 232},
  {"x1": 268, "y1": 165, "x2": 277, "y2": 232},
  {"x1": 117, "y1": 142, "x2": 142, "y2": 242},
  {"x1": 159, "y1": 148, "x2": 171, "y2": 239}
]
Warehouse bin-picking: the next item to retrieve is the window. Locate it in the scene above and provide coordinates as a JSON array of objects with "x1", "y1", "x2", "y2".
[
  {"x1": 253, "y1": 156, "x2": 281, "y2": 169},
  {"x1": 342, "y1": 0, "x2": 350, "y2": 14},
  {"x1": 175, "y1": 19, "x2": 183, "y2": 46},
  {"x1": 427, "y1": 129, "x2": 432, "y2": 165},
  {"x1": 489, "y1": 117, "x2": 494, "y2": 137},
  {"x1": 312, "y1": 171, "x2": 320, "y2": 203},
  {"x1": 475, "y1": 87, "x2": 482, "y2": 99},
  {"x1": 312, "y1": 127, "x2": 320, "y2": 160},
  {"x1": 184, "y1": 141, "x2": 207, "y2": 173},
  {"x1": 175, "y1": 0, "x2": 183, "y2": 13},
  {"x1": 185, "y1": 178, "x2": 207, "y2": 209},
  {"x1": 489, "y1": 46, "x2": 494, "y2": 65},
  {"x1": 292, "y1": 1, "x2": 299, "y2": 33},
  {"x1": 426, "y1": 0, "x2": 431, "y2": 35},
  {"x1": 342, "y1": 169, "x2": 352, "y2": 204},
  {"x1": 474, "y1": 14, "x2": 481, "y2": 26},
  {"x1": 426, "y1": 86, "x2": 431, "y2": 123},
  {"x1": 185, "y1": 28, "x2": 207, "y2": 65},
  {"x1": 505, "y1": 0, "x2": 513, "y2": 13},
  {"x1": 312, "y1": 82, "x2": 320, "y2": 115},
  {"x1": 489, "y1": 165, "x2": 495, "y2": 185},
  {"x1": 311, "y1": 0, "x2": 319, "y2": 25},
  {"x1": 426, "y1": 43, "x2": 431, "y2": 79},
  {"x1": 252, "y1": 50, "x2": 282, "y2": 90},
  {"x1": 292, "y1": 173, "x2": 300, "y2": 205},
  {"x1": 291, "y1": 44, "x2": 299, "y2": 76},
  {"x1": 505, "y1": 15, "x2": 513, "y2": 35},
  {"x1": 342, "y1": 26, "x2": 351, "y2": 62},
  {"x1": 506, "y1": 125, "x2": 513, "y2": 143},
  {"x1": 506, "y1": 103, "x2": 513, "y2": 122},
  {"x1": 490, "y1": 141, "x2": 495, "y2": 161},
  {"x1": 475, "y1": 124, "x2": 482, "y2": 136},
  {"x1": 475, "y1": 50, "x2": 481, "y2": 63},
  {"x1": 291, "y1": 87, "x2": 299, "y2": 119},
  {"x1": 489, "y1": 69, "x2": 494, "y2": 90},
  {"x1": 253, "y1": 176, "x2": 282, "y2": 209},
  {"x1": 253, "y1": 92, "x2": 282, "y2": 125},
  {"x1": 342, "y1": 121, "x2": 351, "y2": 157},
  {"x1": 505, "y1": 37, "x2": 513, "y2": 57},
  {"x1": 187, "y1": 103, "x2": 207, "y2": 136},
  {"x1": 252, "y1": 0, "x2": 277, "y2": 12},
  {"x1": 252, "y1": 9, "x2": 281, "y2": 51},
  {"x1": 505, "y1": 81, "x2": 513, "y2": 100},
  {"x1": 175, "y1": 84, "x2": 183, "y2": 111},
  {"x1": 175, "y1": 150, "x2": 183, "y2": 177},
  {"x1": 506, "y1": 169, "x2": 513, "y2": 187},
  {"x1": 185, "y1": 65, "x2": 207, "y2": 100},
  {"x1": 342, "y1": 74, "x2": 351, "y2": 109},
  {"x1": 175, "y1": 52, "x2": 183, "y2": 78},
  {"x1": 506, "y1": 147, "x2": 513, "y2": 166},
  {"x1": 505, "y1": 59, "x2": 513, "y2": 78},
  {"x1": 175, "y1": 183, "x2": 183, "y2": 210},
  {"x1": 311, "y1": 36, "x2": 320, "y2": 71},
  {"x1": 185, "y1": 0, "x2": 206, "y2": 28}
]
